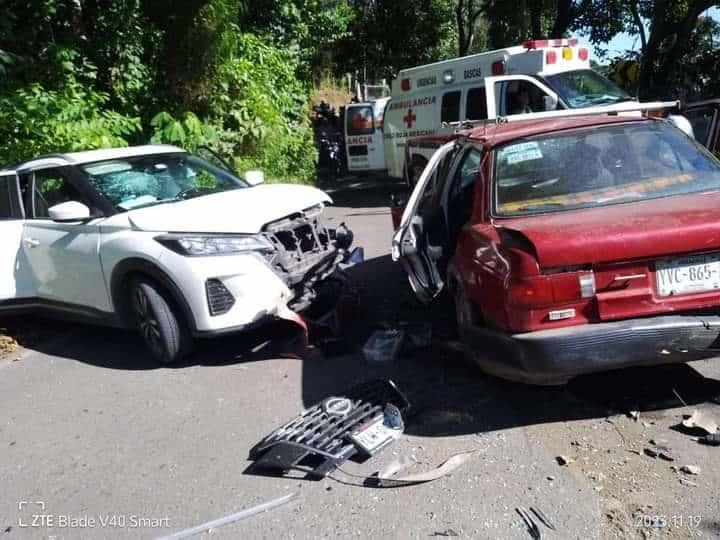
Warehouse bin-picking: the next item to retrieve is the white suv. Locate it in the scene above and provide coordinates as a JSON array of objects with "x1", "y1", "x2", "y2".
[{"x1": 0, "y1": 145, "x2": 355, "y2": 363}]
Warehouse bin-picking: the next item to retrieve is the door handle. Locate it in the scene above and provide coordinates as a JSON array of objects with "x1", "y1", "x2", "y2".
[{"x1": 24, "y1": 238, "x2": 40, "y2": 248}]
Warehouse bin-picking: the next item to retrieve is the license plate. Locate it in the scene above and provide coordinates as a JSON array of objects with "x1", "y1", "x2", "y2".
[
  {"x1": 656, "y1": 253, "x2": 720, "y2": 296},
  {"x1": 349, "y1": 415, "x2": 401, "y2": 455}
]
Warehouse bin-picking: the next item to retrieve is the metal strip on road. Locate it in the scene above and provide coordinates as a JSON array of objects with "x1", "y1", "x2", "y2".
[{"x1": 157, "y1": 492, "x2": 298, "y2": 540}]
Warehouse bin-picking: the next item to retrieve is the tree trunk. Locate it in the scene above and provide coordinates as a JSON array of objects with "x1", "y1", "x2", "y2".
[{"x1": 550, "y1": 0, "x2": 573, "y2": 38}]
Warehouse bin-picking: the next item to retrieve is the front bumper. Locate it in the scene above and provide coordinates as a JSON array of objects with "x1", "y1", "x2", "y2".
[{"x1": 461, "y1": 314, "x2": 720, "y2": 385}]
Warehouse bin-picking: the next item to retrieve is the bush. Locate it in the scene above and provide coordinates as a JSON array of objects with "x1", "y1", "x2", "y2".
[
  {"x1": 209, "y1": 34, "x2": 317, "y2": 184},
  {"x1": 0, "y1": 77, "x2": 140, "y2": 165}
]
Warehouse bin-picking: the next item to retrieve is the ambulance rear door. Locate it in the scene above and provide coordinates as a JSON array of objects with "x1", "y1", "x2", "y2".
[{"x1": 345, "y1": 102, "x2": 386, "y2": 172}]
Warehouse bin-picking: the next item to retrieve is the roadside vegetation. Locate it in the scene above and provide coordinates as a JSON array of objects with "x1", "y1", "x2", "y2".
[{"x1": 1, "y1": 1, "x2": 718, "y2": 185}]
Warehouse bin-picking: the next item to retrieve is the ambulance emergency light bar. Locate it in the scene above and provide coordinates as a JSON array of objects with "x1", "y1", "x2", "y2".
[{"x1": 400, "y1": 37, "x2": 588, "y2": 91}]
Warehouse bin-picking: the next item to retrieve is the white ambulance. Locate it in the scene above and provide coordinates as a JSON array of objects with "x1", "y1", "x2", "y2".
[
  {"x1": 344, "y1": 97, "x2": 391, "y2": 174},
  {"x1": 384, "y1": 38, "x2": 641, "y2": 182}
]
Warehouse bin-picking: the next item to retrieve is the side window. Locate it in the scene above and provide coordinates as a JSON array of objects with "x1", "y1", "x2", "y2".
[
  {"x1": 0, "y1": 177, "x2": 15, "y2": 219},
  {"x1": 346, "y1": 106, "x2": 374, "y2": 135},
  {"x1": 31, "y1": 169, "x2": 86, "y2": 219},
  {"x1": 504, "y1": 80, "x2": 553, "y2": 115},
  {"x1": 441, "y1": 91, "x2": 461, "y2": 123},
  {"x1": 685, "y1": 107, "x2": 715, "y2": 147},
  {"x1": 454, "y1": 149, "x2": 483, "y2": 195},
  {"x1": 465, "y1": 87, "x2": 487, "y2": 121}
]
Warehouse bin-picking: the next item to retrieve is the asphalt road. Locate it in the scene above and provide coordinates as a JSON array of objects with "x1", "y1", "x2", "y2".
[{"x1": 1, "y1": 178, "x2": 720, "y2": 539}]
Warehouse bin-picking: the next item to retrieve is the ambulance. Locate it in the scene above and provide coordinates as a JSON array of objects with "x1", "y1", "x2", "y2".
[
  {"x1": 384, "y1": 38, "x2": 643, "y2": 182},
  {"x1": 344, "y1": 97, "x2": 391, "y2": 174}
]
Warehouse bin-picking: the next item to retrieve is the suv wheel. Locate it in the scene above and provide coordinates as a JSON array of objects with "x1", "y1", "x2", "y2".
[{"x1": 131, "y1": 278, "x2": 191, "y2": 365}]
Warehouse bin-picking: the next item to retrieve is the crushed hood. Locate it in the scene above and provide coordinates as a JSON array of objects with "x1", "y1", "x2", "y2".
[
  {"x1": 126, "y1": 184, "x2": 332, "y2": 233},
  {"x1": 495, "y1": 191, "x2": 720, "y2": 268}
]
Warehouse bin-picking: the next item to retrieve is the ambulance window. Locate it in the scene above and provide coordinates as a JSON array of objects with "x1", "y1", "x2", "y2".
[
  {"x1": 346, "y1": 106, "x2": 374, "y2": 135},
  {"x1": 505, "y1": 81, "x2": 553, "y2": 115},
  {"x1": 466, "y1": 87, "x2": 488, "y2": 120},
  {"x1": 441, "y1": 91, "x2": 461, "y2": 123}
]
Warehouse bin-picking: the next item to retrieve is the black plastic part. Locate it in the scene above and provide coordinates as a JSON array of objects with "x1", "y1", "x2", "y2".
[{"x1": 247, "y1": 380, "x2": 410, "y2": 480}]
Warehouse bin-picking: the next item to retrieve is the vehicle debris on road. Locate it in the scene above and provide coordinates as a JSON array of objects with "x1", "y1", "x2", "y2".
[
  {"x1": 159, "y1": 492, "x2": 298, "y2": 539},
  {"x1": 375, "y1": 449, "x2": 484, "y2": 488},
  {"x1": 681, "y1": 410, "x2": 719, "y2": 435},
  {"x1": 679, "y1": 464, "x2": 701, "y2": 475},
  {"x1": 246, "y1": 380, "x2": 410, "y2": 479},
  {"x1": 362, "y1": 329, "x2": 405, "y2": 363}
]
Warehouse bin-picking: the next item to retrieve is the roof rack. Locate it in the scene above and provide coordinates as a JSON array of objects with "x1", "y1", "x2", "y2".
[{"x1": 444, "y1": 100, "x2": 680, "y2": 133}]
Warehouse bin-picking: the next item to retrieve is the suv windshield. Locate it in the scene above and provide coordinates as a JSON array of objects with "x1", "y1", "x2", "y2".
[
  {"x1": 82, "y1": 153, "x2": 247, "y2": 211},
  {"x1": 545, "y1": 69, "x2": 631, "y2": 108},
  {"x1": 494, "y1": 121, "x2": 720, "y2": 217}
]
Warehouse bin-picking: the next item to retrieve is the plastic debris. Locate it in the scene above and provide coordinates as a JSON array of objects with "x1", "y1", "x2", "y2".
[
  {"x1": 362, "y1": 329, "x2": 405, "y2": 363},
  {"x1": 158, "y1": 492, "x2": 298, "y2": 539},
  {"x1": 698, "y1": 432, "x2": 720, "y2": 446},
  {"x1": 681, "y1": 410, "x2": 718, "y2": 435},
  {"x1": 530, "y1": 507, "x2": 556, "y2": 531},
  {"x1": 680, "y1": 465, "x2": 701, "y2": 475},
  {"x1": 516, "y1": 507, "x2": 541, "y2": 539},
  {"x1": 376, "y1": 449, "x2": 483, "y2": 488},
  {"x1": 679, "y1": 478, "x2": 698, "y2": 487},
  {"x1": 555, "y1": 455, "x2": 573, "y2": 466}
]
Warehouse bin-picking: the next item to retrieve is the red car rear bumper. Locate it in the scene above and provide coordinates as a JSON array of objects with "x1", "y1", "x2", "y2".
[{"x1": 461, "y1": 314, "x2": 720, "y2": 385}]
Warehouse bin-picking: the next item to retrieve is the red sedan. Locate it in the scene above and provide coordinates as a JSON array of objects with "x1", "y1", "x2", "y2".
[{"x1": 392, "y1": 114, "x2": 720, "y2": 384}]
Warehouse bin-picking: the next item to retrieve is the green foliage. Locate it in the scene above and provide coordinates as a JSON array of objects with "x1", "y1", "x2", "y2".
[
  {"x1": 0, "y1": 77, "x2": 140, "y2": 164},
  {"x1": 209, "y1": 34, "x2": 318, "y2": 183},
  {"x1": 150, "y1": 112, "x2": 219, "y2": 151},
  {"x1": 336, "y1": 0, "x2": 457, "y2": 80}
]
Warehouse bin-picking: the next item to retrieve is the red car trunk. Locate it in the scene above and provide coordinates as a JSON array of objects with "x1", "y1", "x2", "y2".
[
  {"x1": 496, "y1": 191, "x2": 720, "y2": 322},
  {"x1": 496, "y1": 191, "x2": 720, "y2": 268}
]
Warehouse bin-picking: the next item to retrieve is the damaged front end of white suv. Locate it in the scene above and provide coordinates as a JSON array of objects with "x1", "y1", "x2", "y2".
[{"x1": 263, "y1": 203, "x2": 358, "y2": 312}]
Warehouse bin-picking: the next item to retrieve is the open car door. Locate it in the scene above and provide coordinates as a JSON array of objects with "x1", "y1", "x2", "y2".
[
  {"x1": 391, "y1": 140, "x2": 457, "y2": 304},
  {"x1": 685, "y1": 100, "x2": 720, "y2": 153},
  {"x1": 483, "y1": 75, "x2": 560, "y2": 119},
  {"x1": 0, "y1": 171, "x2": 31, "y2": 302}
]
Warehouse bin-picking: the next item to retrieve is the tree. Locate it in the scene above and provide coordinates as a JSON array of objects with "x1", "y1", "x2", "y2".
[
  {"x1": 456, "y1": 0, "x2": 486, "y2": 55},
  {"x1": 337, "y1": 0, "x2": 456, "y2": 81}
]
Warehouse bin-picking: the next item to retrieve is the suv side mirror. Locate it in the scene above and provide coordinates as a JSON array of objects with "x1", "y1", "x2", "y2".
[
  {"x1": 48, "y1": 201, "x2": 91, "y2": 223},
  {"x1": 245, "y1": 170, "x2": 265, "y2": 186}
]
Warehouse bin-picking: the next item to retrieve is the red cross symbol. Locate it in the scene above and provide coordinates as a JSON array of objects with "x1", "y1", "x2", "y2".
[{"x1": 403, "y1": 109, "x2": 416, "y2": 129}]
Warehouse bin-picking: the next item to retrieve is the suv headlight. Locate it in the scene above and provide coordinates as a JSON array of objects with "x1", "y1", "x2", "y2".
[{"x1": 156, "y1": 234, "x2": 275, "y2": 256}]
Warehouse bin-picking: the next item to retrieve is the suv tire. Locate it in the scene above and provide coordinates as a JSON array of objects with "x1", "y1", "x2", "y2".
[{"x1": 131, "y1": 277, "x2": 191, "y2": 365}]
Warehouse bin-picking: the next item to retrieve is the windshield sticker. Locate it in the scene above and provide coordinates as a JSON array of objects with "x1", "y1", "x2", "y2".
[
  {"x1": 506, "y1": 148, "x2": 543, "y2": 164},
  {"x1": 505, "y1": 141, "x2": 541, "y2": 154}
]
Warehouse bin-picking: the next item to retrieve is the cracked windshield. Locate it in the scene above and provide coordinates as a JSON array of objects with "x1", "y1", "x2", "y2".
[{"x1": 1, "y1": 1, "x2": 720, "y2": 539}]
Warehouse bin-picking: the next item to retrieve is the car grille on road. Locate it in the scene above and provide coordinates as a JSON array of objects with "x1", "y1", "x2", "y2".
[{"x1": 247, "y1": 380, "x2": 410, "y2": 479}]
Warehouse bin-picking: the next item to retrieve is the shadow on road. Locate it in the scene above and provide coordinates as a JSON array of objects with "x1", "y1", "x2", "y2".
[
  {"x1": 323, "y1": 176, "x2": 408, "y2": 210},
  {"x1": 4, "y1": 180, "x2": 720, "y2": 441}
]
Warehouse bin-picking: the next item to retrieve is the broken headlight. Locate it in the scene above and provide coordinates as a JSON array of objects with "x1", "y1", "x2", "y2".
[{"x1": 156, "y1": 233, "x2": 275, "y2": 256}]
